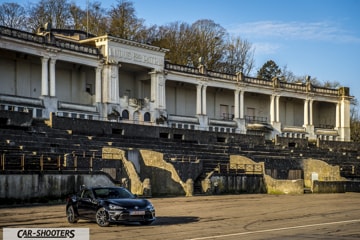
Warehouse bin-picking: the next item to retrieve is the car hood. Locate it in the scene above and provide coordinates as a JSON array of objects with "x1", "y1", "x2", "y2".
[{"x1": 105, "y1": 198, "x2": 150, "y2": 208}]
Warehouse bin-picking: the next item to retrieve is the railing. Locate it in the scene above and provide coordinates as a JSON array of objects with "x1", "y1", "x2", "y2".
[
  {"x1": 165, "y1": 62, "x2": 200, "y2": 75},
  {"x1": 54, "y1": 38, "x2": 99, "y2": 55},
  {"x1": 312, "y1": 86, "x2": 339, "y2": 95},
  {"x1": 0, "y1": 26, "x2": 45, "y2": 44},
  {"x1": 315, "y1": 124, "x2": 335, "y2": 129},
  {"x1": 245, "y1": 115, "x2": 268, "y2": 124},
  {"x1": 207, "y1": 70, "x2": 237, "y2": 81},
  {"x1": 165, "y1": 62, "x2": 341, "y2": 96},
  {"x1": 0, "y1": 152, "x2": 100, "y2": 172},
  {"x1": 0, "y1": 25, "x2": 99, "y2": 56},
  {"x1": 221, "y1": 113, "x2": 234, "y2": 120},
  {"x1": 279, "y1": 81, "x2": 307, "y2": 91},
  {"x1": 244, "y1": 76, "x2": 273, "y2": 87},
  {"x1": 216, "y1": 163, "x2": 263, "y2": 175}
]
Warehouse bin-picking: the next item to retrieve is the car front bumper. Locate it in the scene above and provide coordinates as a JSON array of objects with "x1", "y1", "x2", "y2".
[{"x1": 108, "y1": 209, "x2": 156, "y2": 223}]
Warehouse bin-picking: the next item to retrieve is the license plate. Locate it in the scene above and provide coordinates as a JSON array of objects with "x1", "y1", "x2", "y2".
[{"x1": 130, "y1": 210, "x2": 145, "y2": 215}]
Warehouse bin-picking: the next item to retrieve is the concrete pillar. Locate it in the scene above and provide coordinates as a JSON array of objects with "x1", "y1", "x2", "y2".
[
  {"x1": 309, "y1": 99, "x2": 313, "y2": 125},
  {"x1": 340, "y1": 97, "x2": 351, "y2": 141},
  {"x1": 270, "y1": 95, "x2": 275, "y2": 123},
  {"x1": 202, "y1": 85, "x2": 207, "y2": 115},
  {"x1": 240, "y1": 90, "x2": 244, "y2": 119},
  {"x1": 196, "y1": 84, "x2": 202, "y2": 115},
  {"x1": 304, "y1": 99, "x2": 309, "y2": 126},
  {"x1": 234, "y1": 90, "x2": 240, "y2": 119},
  {"x1": 150, "y1": 71, "x2": 157, "y2": 103},
  {"x1": 335, "y1": 102, "x2": 340, "y2": 128},
  {"x1": 150, "y1": 70, "x2": 166, "y2": 110},
  {"x1": 275, "y1": 95, "x2": 280, "y2": 122},
  {"x1": 41, "y1": 56, "x2": 49, "y2": 96},
  {"x1": 49, "y1": 58, "x2": 56, "y2": 97},
  {"x1": 103, "y1": 64, "x2": 119, "y2": 103},
  {"x1": 159, "y1": 73, "x2": 166, "y2": 109},
  {"x1": 95, "y1": 66, "x2": 102, "y2": 103}
]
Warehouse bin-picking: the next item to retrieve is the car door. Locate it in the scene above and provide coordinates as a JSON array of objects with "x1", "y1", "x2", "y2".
[{"x1": 77, "y1": 189, "x2": 97, "y2": 219}]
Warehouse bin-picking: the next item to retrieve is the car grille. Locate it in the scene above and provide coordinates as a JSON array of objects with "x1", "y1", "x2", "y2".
[{"x1": 110, "y1": 210, "x2": 154, "y2": 222}]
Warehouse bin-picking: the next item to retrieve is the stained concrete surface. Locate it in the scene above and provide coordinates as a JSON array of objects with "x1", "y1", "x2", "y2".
[{"x1": 1, "y1": 193, "x2": 360, "y2": 240}]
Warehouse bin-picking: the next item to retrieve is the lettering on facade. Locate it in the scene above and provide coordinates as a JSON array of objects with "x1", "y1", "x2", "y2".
[{"x1": 109, "y1": 47, "x2": 163, "y2": 67}]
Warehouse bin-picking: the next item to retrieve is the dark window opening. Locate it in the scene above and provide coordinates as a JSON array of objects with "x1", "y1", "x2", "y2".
[
  {"x1": 112, "y1": 128, "x2": 123, "y2": 135},
  {"x1": 86, "y1": 84, "x2": 93, "y2": 95},
  {"x1": 159, "y1": 132, "x2": 169, "y2": 139},
  {"x1": 144, "y1": 112, "x2": 151, "y2": 122},
  {"x1": 122, "y1": 110, "x2": 129, "y2": 120},
  {"x1": 173, "y1": 134, "x2": 183, "y2": 140},
  {"x1": 217, "y1": 137, "x2": 226, "y2": 143},
  {"x1": 0, "y1": 118, "x2": 8, "y2": 126}
]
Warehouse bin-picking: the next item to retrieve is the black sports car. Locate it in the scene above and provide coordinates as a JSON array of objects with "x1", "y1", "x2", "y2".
[{"x1": 66, "y1": 186, "x2": 156, "y2": 227}]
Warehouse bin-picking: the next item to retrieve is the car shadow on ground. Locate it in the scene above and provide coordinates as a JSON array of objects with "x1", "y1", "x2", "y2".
[
  {"x1": 120, "y1": 216, "x2": 199, "y2": 227},
  {"x1": 153, "y1": 216, "x2": 200, "y2": 225}
]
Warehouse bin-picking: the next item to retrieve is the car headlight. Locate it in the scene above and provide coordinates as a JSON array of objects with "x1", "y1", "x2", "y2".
[
  {"x1": 146, "y1": 204, "x2": 154, "y2": 210},
  {"x1": 109, "y1": 204, "x2": 125, "y2": 210}
]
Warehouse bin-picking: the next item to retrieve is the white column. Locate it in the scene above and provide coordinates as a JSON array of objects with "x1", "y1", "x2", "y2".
[
  {"x1": 234, "y1": 90, "x2": 240, "y2": 119},
  {"x1": 49, "y1": 58, "x2": 56, "y2": 97},
  {"x1": 340, "y1": 98, "x2": 350, "y2": 128},
  {"x1": 150, "y1": 70, "x2": 166, "y2": 109},
  {"x1": 41, "y1": 56, "x2": 49, "y2": 96},
  {"x1": 270, "y1": 95, "x2": 275, "y2": 123},
  {"x1": 201, "y1": 85, "x2": 207, "y2": 115},
  {"x1": 338, "y1": 97, "x2": 351, "y2": 141},
  {"x1": 240, "y1": 90, "x2": 244, "y2": 119},
  {"x1": 196, "y1": 84, "x2": 202, "y2": 115},
  {"x1": 150, "y1": 71, "x2": 158, "y2": 103},
  {"x1": 309, "y1": 99, "x2": 313, "y2": 125},
  {"x1": 95, "y1": 66, "x2": 102, "y2": 103},
  {"x1": 103, "y1": 64, "x2": 119, "y2": 103},
  {"x1": 275, "y1": 95, "x2": 280, "y2": 122},
  {"x1": 158, "y1": 73, "x2": 166, "y2": 109},
  {"x1": 304, "y1": 99, "x2": 309, "y2": 126},
  {"x1": 335, "y1": 102, "x2": 340, "y2": 128}
]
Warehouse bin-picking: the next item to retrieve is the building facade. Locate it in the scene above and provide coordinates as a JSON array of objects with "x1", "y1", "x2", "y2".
[{"x1": 0, "y1": 25, "x2": 352, "y2": 141}]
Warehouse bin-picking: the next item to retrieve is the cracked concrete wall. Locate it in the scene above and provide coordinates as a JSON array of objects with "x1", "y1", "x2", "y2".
[
  {"x1": 231, "y1": 155, "x2": 304, "y2": 194},
  {"x1": 140, "y1": 149, "x2": 193, "y2": 196},
  {"x1": 303, "y1": 158, "x2": 346, "y2": 189},
  {"x1": 102, "y1": 147, "x2": 143, "y2": 195}
]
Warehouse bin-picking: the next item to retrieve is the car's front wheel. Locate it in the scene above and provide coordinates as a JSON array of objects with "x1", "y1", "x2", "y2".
[
  {"x1": 66, "y1": 206, "x2": 78, "y2": 224},
  {"x1": 96, "y1": 207, "x2": 110, "y2": 227}
]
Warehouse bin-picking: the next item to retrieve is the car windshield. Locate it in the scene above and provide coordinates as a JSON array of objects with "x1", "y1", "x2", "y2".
[{"x1": 93, "y1": 187, "x2": 135, "y2": 199}]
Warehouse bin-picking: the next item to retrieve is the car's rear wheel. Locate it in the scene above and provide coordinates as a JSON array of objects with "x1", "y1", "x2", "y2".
[
  {"x1": 96, "y1": 207, "x2": 110, "y2": 227},
  {"x1": 66, "y1": 206, "x2": 78, "y2": 223}
]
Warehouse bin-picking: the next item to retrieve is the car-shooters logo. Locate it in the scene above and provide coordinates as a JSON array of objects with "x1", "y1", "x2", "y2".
[{"x1": 3, "y1": 228, "x2": 89, "y2": 240}]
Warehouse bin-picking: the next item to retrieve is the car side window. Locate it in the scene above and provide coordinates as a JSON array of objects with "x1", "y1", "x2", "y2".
[{"x1": 81, "y1": 189, "x2": 93, "y2": 199}]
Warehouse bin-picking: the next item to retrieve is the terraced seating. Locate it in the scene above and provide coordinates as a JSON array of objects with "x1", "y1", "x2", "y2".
[{"x1": 1, "y1": 119, "x2": 360, "y2": 183}]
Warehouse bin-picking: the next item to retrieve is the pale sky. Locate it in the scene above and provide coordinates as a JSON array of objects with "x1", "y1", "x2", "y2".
[{"x1": 3, "y1": 0, "x2": 360, "y2": 103}]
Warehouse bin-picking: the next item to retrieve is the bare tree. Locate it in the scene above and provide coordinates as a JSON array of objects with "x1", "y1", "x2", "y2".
[
  {"x1": 218, "y1": 36, "x2": 255, "y2": 75},
  {"x1": 151, "y1": 21, "x2": 194, "y2": 65},
  {"x1": 69, "y1": 1, "x2": 108, "y2": 36},
  {"x1": 108, "y1": 0, "x2": 146, "y2": 41},
  {"x1": 0, "y1": 2, "x2": 27, "y2": 30},
  {"x1": 190, "y1": 19, "x2": 226, "y2": 70},
  {"x1": 27, "y1": 0, "x2": 72, "y2": 32}
]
